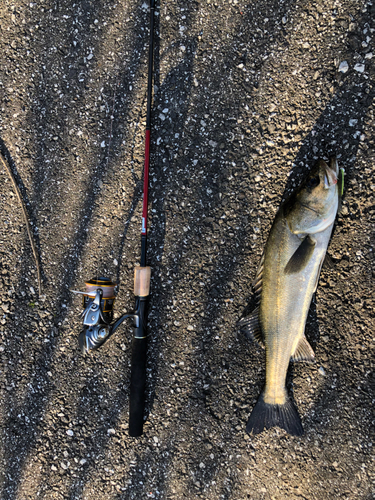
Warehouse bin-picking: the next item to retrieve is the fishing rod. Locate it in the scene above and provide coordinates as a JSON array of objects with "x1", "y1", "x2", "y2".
[{"x1": 72, "y1": 0, "x2": 156, "y2": 437}]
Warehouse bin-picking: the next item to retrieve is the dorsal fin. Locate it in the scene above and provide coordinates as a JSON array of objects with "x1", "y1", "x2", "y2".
[
  {"x1": 291, "y1": 335, "x2": 315, "y2": 363},
  {"x1": 238, "y1": 306, "x2": 264, "y2": 347}
]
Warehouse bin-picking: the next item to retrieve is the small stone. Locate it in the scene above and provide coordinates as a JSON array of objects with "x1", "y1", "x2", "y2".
[
  {"x1": 318, "y1": 366, "x2": 326, "y2": 376},
  {"x1": 354, "y1": 63, "x2": 365, "y2": 73},
  {"x1": 66, "y1": 430, "x2": 74, "y2": 436},
  {"x1": 338, "y1": 61, "x2": 349, "y2": 73}
]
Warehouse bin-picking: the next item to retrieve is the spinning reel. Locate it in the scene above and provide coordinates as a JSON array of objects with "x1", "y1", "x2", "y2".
[{"x1": 73, "y1": 277, "x2": 139, "y2": 354}]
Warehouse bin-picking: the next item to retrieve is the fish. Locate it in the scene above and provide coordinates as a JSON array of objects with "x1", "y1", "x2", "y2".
[{"x1": 239, "y1": 158, "x2": 341, "y2": 436}]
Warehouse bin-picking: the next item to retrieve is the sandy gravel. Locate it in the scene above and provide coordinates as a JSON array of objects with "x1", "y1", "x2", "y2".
[{"x1": 0, "y1": 0, "x2": 374, "y2": 499}]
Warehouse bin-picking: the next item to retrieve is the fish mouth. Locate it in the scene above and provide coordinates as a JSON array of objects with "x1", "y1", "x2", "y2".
[{"x1": 323, "y1": 158, "x2": 338, "y2": 188}]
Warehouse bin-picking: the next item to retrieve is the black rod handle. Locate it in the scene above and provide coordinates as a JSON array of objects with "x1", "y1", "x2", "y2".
[{"x1": 129, "y1": 298, "x2": 148, "y2": 437}]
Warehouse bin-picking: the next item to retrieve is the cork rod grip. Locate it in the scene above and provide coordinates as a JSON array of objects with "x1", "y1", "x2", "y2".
[{"x1": 134, "y1": 266, "x2": 151, "y2": 297}]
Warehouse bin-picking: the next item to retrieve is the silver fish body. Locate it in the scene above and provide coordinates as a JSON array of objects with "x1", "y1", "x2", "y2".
[{"x1": 240, "y1": 158, "x2": 340, "y2": 435}]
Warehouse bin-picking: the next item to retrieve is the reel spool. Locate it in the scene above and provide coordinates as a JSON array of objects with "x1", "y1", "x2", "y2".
[{"x1": 82, "y1": 277, "x2": 116, "y2": 324}]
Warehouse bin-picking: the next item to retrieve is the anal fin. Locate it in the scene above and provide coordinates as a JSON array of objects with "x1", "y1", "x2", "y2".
[
  {"x1": 291, "y1": 335, "x2": 315, "y2": 363},
  {"x1": 238, "y1": 307, "x2": 264, "y2": 347}
]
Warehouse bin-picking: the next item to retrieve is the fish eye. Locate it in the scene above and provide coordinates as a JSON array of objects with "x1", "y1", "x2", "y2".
[{"x1": 306, "y1": 176, "x2": 320, "y2": 188}]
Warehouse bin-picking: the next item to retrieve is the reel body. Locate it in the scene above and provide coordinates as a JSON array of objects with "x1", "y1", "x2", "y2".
[{"x1": 74, "y1": 277, "x2": 138, "y2": 354}]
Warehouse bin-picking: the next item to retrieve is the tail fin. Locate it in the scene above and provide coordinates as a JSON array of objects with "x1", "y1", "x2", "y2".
[{"x1": 246, "y1": 392, "x2": 303, "y2": 436}]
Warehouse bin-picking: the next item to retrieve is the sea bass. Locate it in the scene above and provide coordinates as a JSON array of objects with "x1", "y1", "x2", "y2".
[{"x1": 240, "y1": 158, "x2": 341, "y2": 436}]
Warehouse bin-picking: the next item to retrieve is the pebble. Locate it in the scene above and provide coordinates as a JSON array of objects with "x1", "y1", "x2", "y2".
[
  {"x1": 354, "y1": 63, "x2": 365, "y2": 73},
  {"x1": 318, "y1": 366, "x2": 326, "y2": 376},
  {"x1": 338, "y1": 61, "x2": 349, "y2": 73}
]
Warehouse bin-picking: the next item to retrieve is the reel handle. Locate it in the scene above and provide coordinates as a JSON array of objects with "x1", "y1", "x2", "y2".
[{"x1": 129, "y1": 297, "x2": 148, "y2": 437}]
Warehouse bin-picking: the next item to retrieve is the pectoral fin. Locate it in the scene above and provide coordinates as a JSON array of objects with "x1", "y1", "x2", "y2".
[
  {"x1": 238, "y1": 307, "x2": 264, "y2": 347},
  {"x1": 291, "y1": 335, "x2": 315, "y2": 363},
  {"x1": 284, "y1": 235, "x2": 316, "y2": 275}
]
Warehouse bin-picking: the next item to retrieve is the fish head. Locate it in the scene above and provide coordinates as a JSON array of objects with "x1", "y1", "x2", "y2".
[{"x1": 285, "y1": 158, "x2": 339, "y2": 234}]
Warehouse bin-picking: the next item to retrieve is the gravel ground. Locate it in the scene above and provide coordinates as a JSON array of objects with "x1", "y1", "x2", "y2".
[{"x1": 0, "y1": 0, "x2": 374, "y2": 499}]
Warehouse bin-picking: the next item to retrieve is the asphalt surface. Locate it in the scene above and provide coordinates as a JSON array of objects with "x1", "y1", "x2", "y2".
[{"x1": 0, "y1": 0, "x2": 374, "y2": 499}]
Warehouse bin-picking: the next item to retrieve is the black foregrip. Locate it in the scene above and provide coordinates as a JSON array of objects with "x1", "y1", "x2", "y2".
[{"x1": 129, "y1": 299, "x2": 148, "y2": 437}]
